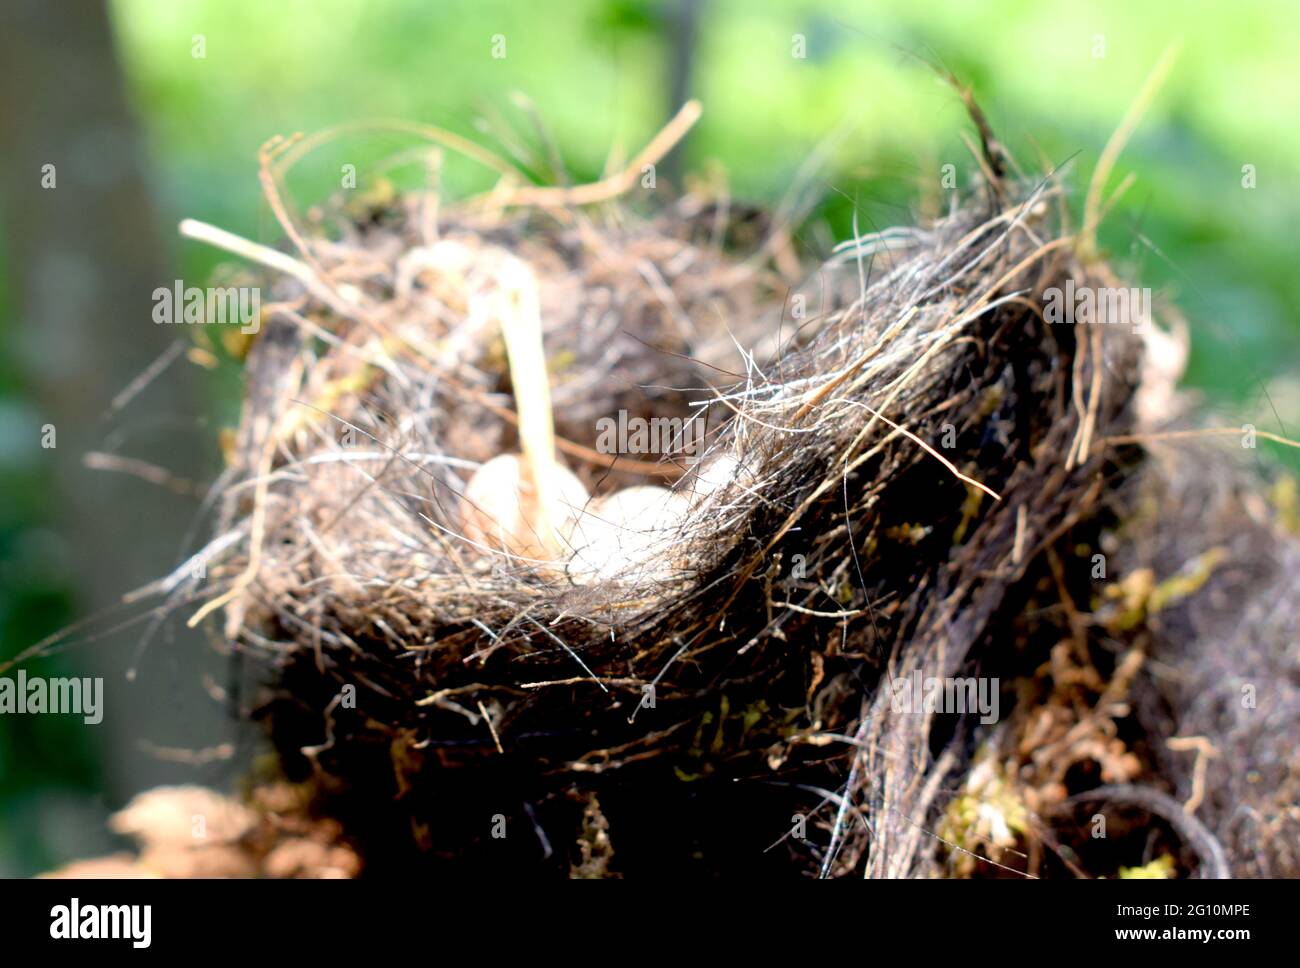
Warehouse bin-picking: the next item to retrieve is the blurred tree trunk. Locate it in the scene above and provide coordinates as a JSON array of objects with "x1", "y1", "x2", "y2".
[
  {"x1": 0, "y1": 0, "x2": 233, "y2": 843},
  {"x1": 662, "y1": 0, "x2": 702, "y2": 187}
]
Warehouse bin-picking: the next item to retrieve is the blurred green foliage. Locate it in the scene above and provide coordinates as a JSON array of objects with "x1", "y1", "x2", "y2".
[
  {"x1": 102, "y1": 0, "x2": 1300, "y2": 411},
  {"x1": 2, "y1": 0, "x2": 1298, "y2": 875}
]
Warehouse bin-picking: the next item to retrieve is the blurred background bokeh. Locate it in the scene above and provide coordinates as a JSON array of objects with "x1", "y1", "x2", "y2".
[{"x1": 1, "y1": 0, "x2": 1297, "y2": 876}]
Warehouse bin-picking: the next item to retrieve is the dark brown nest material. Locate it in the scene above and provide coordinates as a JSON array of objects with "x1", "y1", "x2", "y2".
[{"x1": 159, "y1": 104, "x2": 1298, "y2": 879}]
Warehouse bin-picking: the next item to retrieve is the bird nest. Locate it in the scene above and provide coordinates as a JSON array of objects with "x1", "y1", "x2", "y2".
[{"x1": 154, "y1": 100, "x2": 1297, "y2": 879}]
